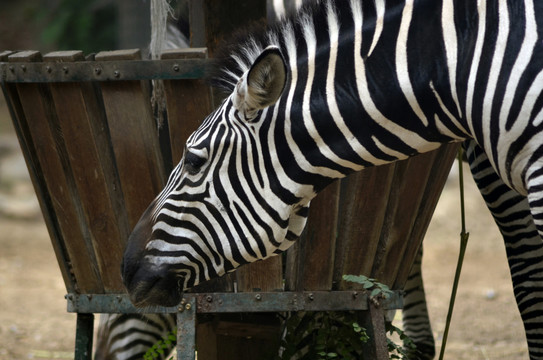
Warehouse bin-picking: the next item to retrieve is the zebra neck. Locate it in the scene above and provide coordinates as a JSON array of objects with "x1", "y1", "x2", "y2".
[{"x1": 269, "y1": 0, "x2": 469, "y2": 188}]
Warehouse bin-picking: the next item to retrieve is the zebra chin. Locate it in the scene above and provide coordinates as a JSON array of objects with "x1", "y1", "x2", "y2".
[{"x1": 124, "y1": 262, "x2": 185, "y2": 308}]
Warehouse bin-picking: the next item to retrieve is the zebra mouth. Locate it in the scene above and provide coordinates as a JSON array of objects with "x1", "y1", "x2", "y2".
[{"x1": 126, "y1": 265, "x2": 184, "y2": 308}]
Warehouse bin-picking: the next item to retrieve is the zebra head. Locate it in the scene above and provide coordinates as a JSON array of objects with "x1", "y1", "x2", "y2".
[{"x1": 123, "y1": 46, "x2": 320, "y2": 307}]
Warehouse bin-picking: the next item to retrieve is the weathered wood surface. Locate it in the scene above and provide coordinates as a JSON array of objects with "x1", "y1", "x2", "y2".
[
  {"x1": 96, "y1": 49, "x2": 167, "y2": 229},
  {"x1": 286, "y1": 181, "x2": 341, "y2": 291},
  {"x1": 44, "y1": 51, "x2": 129, "y2": 292},
  {"x1": 161, "y1": 48, "x2": 212, "y2": 165},
  {"x1": 8, "y1": 51, "x2": 103, "y2": 293}
]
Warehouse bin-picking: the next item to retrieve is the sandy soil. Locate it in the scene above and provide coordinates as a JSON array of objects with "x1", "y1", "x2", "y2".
[{"x1": 0, "y1": 93, "x2": 530, "y2": 359}]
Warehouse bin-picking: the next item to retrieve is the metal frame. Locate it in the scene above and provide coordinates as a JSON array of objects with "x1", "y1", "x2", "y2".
[
  {"x1": 0, "y1": 49, "x2": 208, "y2": 83},
  {"x1": 66, "y1": 291, "x2": 403, "y2": 360}
]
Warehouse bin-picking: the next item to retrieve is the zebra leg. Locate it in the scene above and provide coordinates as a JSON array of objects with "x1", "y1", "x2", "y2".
[
  {"x1": 401, "y1": 245, "x2": 435, "y2": 360},
  {"x1": 94, "y1": 313, "x2": 176, "y2": 360},
  {"x1": 464, "y1": 140, "x2": 543, "y2": 359}
]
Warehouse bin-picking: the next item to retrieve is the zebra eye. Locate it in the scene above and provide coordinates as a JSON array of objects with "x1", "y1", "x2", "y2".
[{"x1": 184, "y1": 151, "x2": 207, "y2": 175}]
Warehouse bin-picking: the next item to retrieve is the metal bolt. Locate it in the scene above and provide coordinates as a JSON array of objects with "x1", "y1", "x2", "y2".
[
  {"x1": 94, "y1": 67, "x2": 102, "y2": 75},
  {"x1": 62, "y1": 66, "x2": 68, "y2": 74},
  {"x1": 8, "y1": 65, "x2": 14, "y2": 72},
  {"x1": 20, "y1": 65, "x2": 26, "y2": 72},
  {"x1": 116, "y1": 295, "x2": 122, "y2": 302},
  {"x1": 185, "y1": 303, "x2": 192, "y2": 311},
  {"x1": 86, "y1": 294, "x2": 93, "y2": 300},
  {"x1": 255, "y1": 294, "x2": 262, "y2": 301},
  {"x1": 352, "y1": 291, "x2": 358, "y2": 298},
  {"x1": 113, "y1": 70, "x2": 120, "y2": 78},
  {"x1": 206, "y1": 295, "x2": 213, "y2": 302},
  {"x1": 178, "y1": 305, "x2": 184, "y2": 312},
  {"x1": 308, "y1": 293, "x2": 314, "y2": 301},
  {"x1": 173, "y1": 64, "x2": 180, "y2": 72},
  {"x1": 181, "y1": 298, "x2": 187, "y2": 306},
  {"x1": 45, "y1": 66, "x2": 52, "y2": 73}
]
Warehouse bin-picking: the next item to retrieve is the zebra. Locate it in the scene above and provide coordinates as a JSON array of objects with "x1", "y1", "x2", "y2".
[{"x1": 120, "y1": 0, "x2": 543, "y2": 358}]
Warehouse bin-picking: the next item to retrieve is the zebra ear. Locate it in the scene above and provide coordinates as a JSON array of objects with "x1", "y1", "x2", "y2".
[{"x1": 233, "y1": 46, "x2": 287, "y2": 120}]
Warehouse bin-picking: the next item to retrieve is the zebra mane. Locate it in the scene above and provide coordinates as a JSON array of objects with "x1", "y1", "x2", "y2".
[{"x1": 208, "y1": 0, "x2": 332, "y2": 93}]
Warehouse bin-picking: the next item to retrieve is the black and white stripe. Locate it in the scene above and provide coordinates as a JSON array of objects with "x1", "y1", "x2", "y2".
[
  {"x1": 122, "y1": 1, "x2": 543, "y2": 358},
  {"x1": 94, "y1": 313, "x2": 176, "y2": 360}
]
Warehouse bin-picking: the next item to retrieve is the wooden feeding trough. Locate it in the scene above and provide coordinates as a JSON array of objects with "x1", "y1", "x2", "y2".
[{"x1": 0, "y1": 2, "x2": 459, "y2": 359}]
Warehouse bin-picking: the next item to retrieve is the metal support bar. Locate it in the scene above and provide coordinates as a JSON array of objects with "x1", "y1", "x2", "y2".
[
  {"x1": 177, "y1": 297, "x2": 197, "y2": 360},
  {"x1": 360, "y1": 300, "x2": 389, "y2": 360},
  {"x1": 0, "y1": 57, "x2": 208, "y2": 83},
  {"x1": 74, "y1": 313, "x2": 94, "y2": 360},
  {"x1": 65, "y1": 291, "x2": 403, "y2": 314}
]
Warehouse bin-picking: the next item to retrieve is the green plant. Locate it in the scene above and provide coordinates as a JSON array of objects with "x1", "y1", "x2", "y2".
[
  {"x1": 276, "y1": 275, "x2": 417, "y2": 360},
  {"x1": 386, "y1": 323, "x2": 417, "y2": 359},
  {"x1": 143, "y1": 328, "x2": 177, "y2": 360},
  {"x1": 278, "y1": 311, "x2": 369, "y2": 360},
  {"x1": 342, "y1": 274, "x2": 393, "y2": 300}
]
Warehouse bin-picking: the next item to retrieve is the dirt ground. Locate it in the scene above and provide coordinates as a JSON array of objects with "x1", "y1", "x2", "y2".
[{"x1": 0, "y1": 91, "x2": 530, "y2": 360}]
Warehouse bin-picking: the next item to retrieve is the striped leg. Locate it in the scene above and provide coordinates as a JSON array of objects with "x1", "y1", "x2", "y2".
[
  {"x1": 402, "y1": 246, "x2": 435, "y2": 360},
  {"x1": 465, "y1": 140, "x2": 543, "y2": 359}
]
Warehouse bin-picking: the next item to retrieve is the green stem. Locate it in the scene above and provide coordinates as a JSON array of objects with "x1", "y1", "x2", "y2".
[{"x1": 438, "y1": 147, "x2": 470, "y2": 360}]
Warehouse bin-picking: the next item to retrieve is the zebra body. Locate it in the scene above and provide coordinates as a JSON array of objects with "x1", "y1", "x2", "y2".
[{"x1": 121, "y1": 0, "x2": 543, "y2": 358}]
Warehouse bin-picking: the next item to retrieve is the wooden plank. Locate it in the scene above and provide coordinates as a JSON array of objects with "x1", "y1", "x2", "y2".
[
  {"x1": 44, "y1": 51, "x2": 130, "y2": 292},
  {"x1": 8, "y1": 51, "x2": 103, "y2": 293},
  {"x1": 96, "y1": 49, "x2": 166, "y2": 228},
  {"x1": 370, "y1": 152, "x2": 437, "y2": 286},
  {"x1": 285, "y1": 181, "x2": 341, "y2": 291},
  {"x1": 333, "y1": 164, "x2": 396, "y2": 290},
  {"x1": 162, "y1": 48, "x2": 213, "y2": 165},
  {"x1": 393, "y1": 142, "x2": 459, "y2": 288},
  {"x1": 211, "y1": 315, "x2": 281, "y2": 360},
  {"x1": 196, "y1": 322, "x2": 218, "y2": 360},
  {"x1": 1, "y1": 52, "x2": 76, "y2": 292},
  {"x1": 235, "y1": 256, "x2": 283, "y2": 292}
]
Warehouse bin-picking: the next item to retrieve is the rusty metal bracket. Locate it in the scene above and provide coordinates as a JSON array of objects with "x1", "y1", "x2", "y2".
[
  {"x1": 65, "y1": 291, "x2": 403, "y2": 314},
  {"x1": 0, "y1": 58, "x2": 208, "y2": 83}
]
